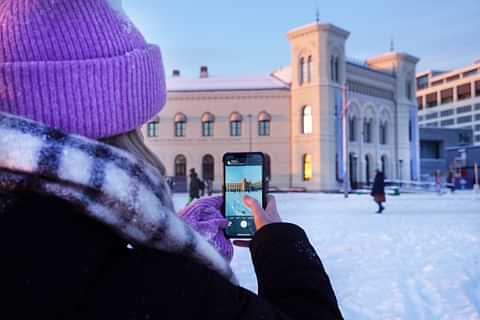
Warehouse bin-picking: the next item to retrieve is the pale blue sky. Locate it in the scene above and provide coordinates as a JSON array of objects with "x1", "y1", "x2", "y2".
[
  {"x1": 225, "y1": 166, "x2": 262, "y2": 184},
  {"x1": 123, "y1": 0, "x2": 479, "y2": 77}
]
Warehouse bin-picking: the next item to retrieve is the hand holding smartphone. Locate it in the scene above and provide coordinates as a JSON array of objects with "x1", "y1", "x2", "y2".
[{"x1": 223, "y1": 152, "x2": 267, "y2": 238}]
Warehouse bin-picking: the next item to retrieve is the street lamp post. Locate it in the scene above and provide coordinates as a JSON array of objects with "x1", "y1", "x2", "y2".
[
  {"x1": 342, "y1": 84, "x2": 350, "y2": 198},
  {"x1": 248, "y1": 114, "x2": 252, "y2": 152}
]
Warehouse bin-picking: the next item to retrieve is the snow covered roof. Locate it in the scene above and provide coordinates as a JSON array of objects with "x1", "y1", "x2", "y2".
[
  {"x1": 271, "y1": 66, "x2": 292, "y2": 84},
  {"x1": 167, "y1": 75, "x2": 290, "y2": 92}
]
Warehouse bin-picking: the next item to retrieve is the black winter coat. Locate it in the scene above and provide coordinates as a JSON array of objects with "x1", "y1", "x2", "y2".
[
  {"x1": 371, "y1": 172, "x2": 385, "y2": 195},
  {"x1": 0, "y1": 192, "x2": 343, "y2": 320},
  {"x1": 189, "y1": 173, "x2": 201, "y2": 199}
]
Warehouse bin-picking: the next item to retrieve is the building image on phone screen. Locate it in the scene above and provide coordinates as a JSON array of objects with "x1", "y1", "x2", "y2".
[
  {"x1": 225, "y1": 165, "x2": 262, "y2": 235},
  {"x1": 225, "y1": 165, "x2": 262, "y2": 216}
]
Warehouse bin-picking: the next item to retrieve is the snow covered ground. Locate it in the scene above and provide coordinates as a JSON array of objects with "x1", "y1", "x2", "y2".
[{"x1": 173, "y1": 191, "x2": 480, "y2": 320}]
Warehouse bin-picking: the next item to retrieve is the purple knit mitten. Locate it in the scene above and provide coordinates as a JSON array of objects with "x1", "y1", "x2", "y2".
[{"x1": 178, "y1": 196, "x2": 233, "y2": 263}]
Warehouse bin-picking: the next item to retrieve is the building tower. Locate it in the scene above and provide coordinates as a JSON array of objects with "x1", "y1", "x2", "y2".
[
  {"x1": 287, "y1": 22, "x2": 350, "y2": 191},
  {"x1": 367, "y1": 53, "x2": 420, "y2": 181}
]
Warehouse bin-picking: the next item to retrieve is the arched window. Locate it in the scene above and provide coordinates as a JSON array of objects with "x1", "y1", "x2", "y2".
[
  {"x1": 349, "y1": 116, "x2": 356, "y2": 142},
  {"x1": 202, "y1": 154, "x2": 214, "y2": 181},
  {"x1": 406, "y1": 80, "x2": 413, "y2": 100},
  {"x1": 334, "y1": 57, "x2": 340, "y2": 82},
  {"x1": 201, "y1": 112, "x2": 214, "y2": 137},
  {"x1": 365, "y1": 154, "x2": 371, "y2": 185},
  {"x1": 330, "y1": 55, "x2": 340, "y2": 82},
  {"x1": 174, "y1": 155, "x2": 187, "y2": 177},
  {"x1": 258, "y1": 111, "x2": 271, "y2": 136},
  {"x1": 229, "y1": 112, "x2": 243, "y2": 136},
  {"x1": 147, "y1": 118, "x2": 159, "y2": 137},
  {"x1": 307, "y1": 55, "x2": 312, "y2": 83},
  {"x1": 264, "y1": 153, "x2": 271, "y2": 181},
  {"x1": 302, "y1": 106, "x2": 313, "y2": 134},
  {"x1": 299, "y1": 57, "x2": 305, "y2": 85},
  {"x1": 303, "y1": 154, "x2": 312, "y2": 181},
  {"x1": 330, "y1": 55, "x2": 335, "y2": 81},
  {"x1": 363, "y1": 118, "x2": 372, "y2": 143},
  {"x1": 174, "y1": 113, "x2": 187, "y2": 137},
  {"x1": 381, "y1": 155, "x2": 388, "y2": 178},
  {"x1": 379, "y1": 121, "x2": 387, "y2": 145}
]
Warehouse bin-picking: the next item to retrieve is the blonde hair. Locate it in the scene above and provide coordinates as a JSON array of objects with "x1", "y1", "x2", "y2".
[{"x1": 100, "y1": 129, "x2": 166, "y2": 176}]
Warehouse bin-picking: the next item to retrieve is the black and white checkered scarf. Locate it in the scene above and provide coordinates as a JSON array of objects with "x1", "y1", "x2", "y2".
[{"x1": 0, "y1": 112, "x2": 237, "y2": 284}]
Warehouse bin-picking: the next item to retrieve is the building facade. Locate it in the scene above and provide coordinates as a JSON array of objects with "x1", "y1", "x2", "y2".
[
  {"x1": 143, "y1": 22, "x2": 420, "y2": 192},
  {"x1": 416, "y1": 60, "x2": 480, "y2": 145},
  {"x1": 419, "y1": 127, "x2": 473, "y2": 180}
]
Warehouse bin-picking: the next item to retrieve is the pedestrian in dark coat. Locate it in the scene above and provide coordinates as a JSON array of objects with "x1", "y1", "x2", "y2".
[
  {"x1": 371, "y1": 170, "x2": 386, "y2": 213},
  {"x1": 189, "y1": 169, "x2": 201, "y2": 202},
  {"x1": 0, "y1": 1, "x2": 344, "y2": 319},
  {"x1": 446, "y1": 171, "x2": 455, "y2": 193}
]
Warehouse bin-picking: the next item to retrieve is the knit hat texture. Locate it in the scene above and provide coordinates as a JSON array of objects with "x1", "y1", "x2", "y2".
[{"x1": 0, "y1": 0, "x2": 166, "y2": 139}]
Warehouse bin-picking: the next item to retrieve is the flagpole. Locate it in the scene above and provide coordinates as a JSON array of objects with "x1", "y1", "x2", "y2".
[{"x1": 343, "y1": 83, "x2": 350, "y2": 198}]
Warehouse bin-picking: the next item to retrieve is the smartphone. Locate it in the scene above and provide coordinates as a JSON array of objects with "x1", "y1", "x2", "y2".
[{"x1": 222, "y1": 152, "x2": 266, "y2": 238}]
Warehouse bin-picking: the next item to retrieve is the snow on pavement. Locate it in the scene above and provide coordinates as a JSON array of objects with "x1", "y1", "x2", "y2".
[{"x1": 173, "y1": 192, "x2": 480, "y2": 320}]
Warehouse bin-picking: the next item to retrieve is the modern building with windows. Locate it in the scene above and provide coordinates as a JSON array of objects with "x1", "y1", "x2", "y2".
[
  {"x1": 416, "y1": 60, "x2": 480, "y2": 144},
  {"x1": 143, "y1": 21, "x2": 420, "y2": 191},
  {"x1": 419, "y1": 127, "x2": 473, "y2": 180}
]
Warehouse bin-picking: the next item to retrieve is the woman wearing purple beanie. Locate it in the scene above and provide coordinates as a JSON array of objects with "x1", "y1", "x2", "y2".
[{"x1": 0, "y1": 1, "x2": 343, "y2": 319}]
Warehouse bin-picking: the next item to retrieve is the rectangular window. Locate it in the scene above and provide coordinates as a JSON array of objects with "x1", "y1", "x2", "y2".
[
  {"x1": 475, "y1": 124, "x2": 480, "y2": 132},
  {"x1": 431, "y1": 79, "x2": 443, "y2": 87},
  {"x1": 417, "y1": 96, "x2": 423, "y2": 109},
  {"x1": 147, "y1": 122, "x2": 158, "y2": 137},
  {"x1": 457, "y1": 83, "x2": 472, "y2": 100},
  {"x1": 475, "y1": 135, "x2": 480, "y2": 143},
  {"x1": 202, "y1": 121, "x2": 213, "y2": 137},
  {"x1": 446, "y1": 74, "x2": 460, "y2": 82},
  {"x1": 475, "y1": 103, "x2": 480, "y2": 111},
  {"x1": 258, "y1": 120, "x2": 270, "y2": 136},
  {"x1": 418, "y1": 116, "x2": 424, "y2": 122},
  {"x1": 463, "y1": 69, "x2": 478, "y2": 78},
  {"x1": 303, "y1": 155, "x2": 313, "y2": 181},
  {"x1": 476, "y1": 114, "x2": 480, "y2": 121},
  {"x1": 440, "y1": 88, "x2": 454, "y2": 104},
  {"x1": 426, "y1": 112, "x2": 438, "y2": 120},
  {"x1": 475, "y1": 81, "x2": 480, "y2": 96},
  {"x1": 441, "y1": 119, "x2": 454, "y2": 127},
  {"x1": 230, "y1": 121, "x2": 241, "y2": 136},
  {"x1": 457, "y1": 105, "x2": 472, "y2": 114},
  {"x1": 426, "y1": 92, "x2": 438, "y2": 108},
  {"x1": 457, "y1": 115, "x2": 472, "y2": 124},
  {"x1": 416, "y1": 75, "x2": 429, "y2": 90},
  {"x1": 459, "y1": 133, "x2": 471, "y2": 144},
  {"x1": 440, "y1": 109, "x2": 454, "y2": 117},
  {"x1": 175, "y1": 122, "x2": 186, "y2": 137},
  {"x1": 426, "y1": 122, "x2": 438, "y2": 127},
  {"x1": 420, "y1": 141, "x2": 442, "y2": 159}
]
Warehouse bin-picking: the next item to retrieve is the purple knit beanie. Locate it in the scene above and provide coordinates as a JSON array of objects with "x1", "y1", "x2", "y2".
[
  {"x1": 178, "y1": 196, "x2": 234, "y2": 263},
  {"x1": 0, "y1": 0, "x2": 166, "y2": 139}
]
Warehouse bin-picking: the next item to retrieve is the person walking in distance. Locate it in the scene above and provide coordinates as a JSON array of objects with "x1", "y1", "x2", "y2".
[
  {"x1": 371, "y1": 169, "x2": 386, "y2": 214},
  {"x1": 446, "y1": 170, "x2": 455, "y2": 193},
  {"x1": 189, "y1": 168, "x2": 201, "y2": 203}
]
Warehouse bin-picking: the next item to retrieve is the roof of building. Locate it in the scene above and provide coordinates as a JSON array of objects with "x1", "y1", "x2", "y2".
[
  {"x1": 167, "y1": 75, "x2": 290, "y2": 92},
  {"x1": 416, "y1": 60, "x2": 480, "y2": 82}
]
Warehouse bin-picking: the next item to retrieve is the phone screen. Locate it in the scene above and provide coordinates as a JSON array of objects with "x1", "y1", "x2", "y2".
[{"x1": 224, "y1": 153, "x2": 264, "y2": 238}]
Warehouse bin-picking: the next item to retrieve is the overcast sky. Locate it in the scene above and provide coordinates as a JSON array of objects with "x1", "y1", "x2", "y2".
[{"x1": 123, "y1": 0, "x2": 480, "y2": 77}]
